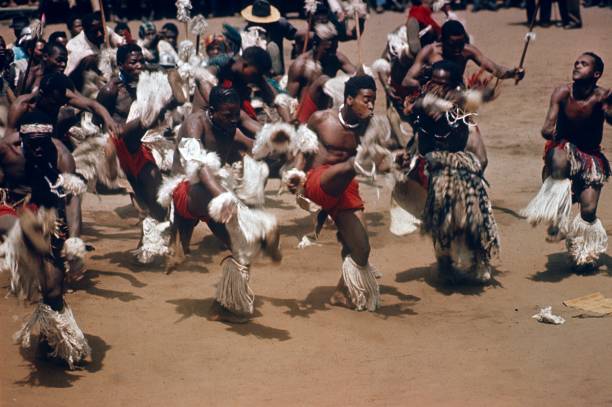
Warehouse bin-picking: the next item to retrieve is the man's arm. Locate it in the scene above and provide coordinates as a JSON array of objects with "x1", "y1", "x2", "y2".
[
  {"x1": 67, "y1": 89, "x2": 119, "y2": 134},
  {"x1": 172, "y1": 114, "x2": 204, "y2": 174},
  {"x1": 286, "y1": 59, "x2": 303, "y2": 98},
  {"x1": 467, "y1": 44, "x2": 524, "y2": 81},
  {"x1": 602, "y1": 88, "x2": 612, "y2": 125},
  {"x1": 401, "y1": 45, "x2": 432, "y2": 89},
  {"x1": 234, "y1": 128, "x2": 254, "y2": 153},
  {"x1": 541, "y1": 85, "x2": 566, "y2": 140},
  {"x1": 337, "y1": 52, "x2": 357, "y2": 75},
  {"x1": 6, "y1": 94, "x2": 33, "y2": 134}
]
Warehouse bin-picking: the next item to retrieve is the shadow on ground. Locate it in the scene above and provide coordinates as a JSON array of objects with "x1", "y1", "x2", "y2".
[
  {"x1": 14, "y1": 334, "x2": 109, "y2": 388},
  {"x1": 396, "y1": 263, "x2": 503, "y2": 296}
]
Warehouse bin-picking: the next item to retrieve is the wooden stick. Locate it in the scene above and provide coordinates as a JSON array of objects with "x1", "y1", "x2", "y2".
[
  {"x1": 196, "y1": 34, "x2": 200, "y2": 55},
  {"x1": 97, "y1": 0, "x2": 109, "y2": 48},
  {"x1": 302, "y1": 16, "x2": 312, "y2": 54},
  {"x1": 354, "y1": 12, "x2": 362, "y2": 66},
  {"x1": 515, "y1": 0, "x2": 541, "y2": 85}
]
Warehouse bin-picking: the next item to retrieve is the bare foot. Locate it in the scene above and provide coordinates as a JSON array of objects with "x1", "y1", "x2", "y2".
[
  {"x1": 208, "y1": 300, "x2": 249, "y2": 324},
  {"x1": 329, "y1": 288, "x2": 354, "y2": 309}
]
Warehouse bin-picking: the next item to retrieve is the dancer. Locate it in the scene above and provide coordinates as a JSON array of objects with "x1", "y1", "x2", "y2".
[
  {"x1": 522, "y1": 53, "x2": 610, "y2": 270},
  {"x1": 402, "y1": 20, "x2": 524, "y2": 90},
  {"x1": 7, "y1": 111, "x2": 90, "y2": 369},
  {"x1": 160, "y1": 86, "x2": 281, "y2": 323},
  {"x1": 403, "y1": 62, "x2": 500, "y2": 282},
  {"x1": 286, "y1": 75, "x2": 385, "y2": 311}
]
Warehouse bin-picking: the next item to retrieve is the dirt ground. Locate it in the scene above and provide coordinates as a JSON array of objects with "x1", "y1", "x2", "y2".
[{"x1": 1, "y1": 8, "x2": 611, "y2": 407}]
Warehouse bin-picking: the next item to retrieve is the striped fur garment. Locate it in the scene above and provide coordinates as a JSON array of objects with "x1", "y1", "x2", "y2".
[{"x1": 422, "y1": 151, "x2": 500, "y2": 263}]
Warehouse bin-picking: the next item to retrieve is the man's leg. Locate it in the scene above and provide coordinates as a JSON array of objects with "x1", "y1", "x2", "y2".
[
  {"x1": 465, "y1": 127, "x2": 488, "y2": 171},
  {"x1": 330, "y1": 209, "x2": 379, "y2": 311},
  {"x1": 135, "y1": 162, "x2": 167, "y2": 222}
]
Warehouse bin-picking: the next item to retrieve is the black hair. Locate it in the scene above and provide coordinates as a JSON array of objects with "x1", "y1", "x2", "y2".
[
  {"x1": 48, "y1": 31, "x2": 67, "y2": 44},
  {"x1": 83, "y1": 12, "x2": 102, "y2": 30},
  {"x1": 117, "y1": 43, "x2": 142, "y2": 65},
  {"x1": 583, "y1": 52, "x2": 604, "y2": 74},
  {"x1": 344, "y1": 74, "x2": 377, "y2": 100},
  {"x1": 441, "y1": 20, "x2": 467, "y2": 42},
  {"x1": 411, "y1": 0, "x2": 423, "y2": 5},
  {"x1": 162, "y1": 23, "x2": 179, "y2": 34},
  {"x1": 115, "y1": 22, "x2": 130, "y2": 33},
  {"x1": 67, "y1": 14, "x2": 81, "y2": 29},
  {"x1": 40, "y1": 72, "x2": 74, "y2": 95},
  {"x1": 431, "y1": 60, "x2": 463, "y2": 87},
  {"x1": 42, "y1": 41, "x2": 67, "y2": 56},
  {"x1": 241, "y1": 46, "x2": 272, "y2": 75},
  {"x1": 209, "y1": 85, "x2": 241, "y2": 110}
]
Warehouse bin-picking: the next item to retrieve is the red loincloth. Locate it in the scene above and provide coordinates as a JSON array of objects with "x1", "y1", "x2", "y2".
[
  {"x1": 296, "y1": 91, "x2": 318, "y2": 124},
  {"x1": 112, "y1": 136, "x2": 156, "y2": 179},
  {"x1": 173, "y1": 180, "x2": 209, "y2": 222},
  {"x1": 303, "y1": 165, "x2": 364, "y2": 219}
]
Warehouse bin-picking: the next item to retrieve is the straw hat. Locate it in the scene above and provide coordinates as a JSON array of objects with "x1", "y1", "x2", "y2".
[{"x1": 241, "y1": 0, "x2": 281, "y2": 24}]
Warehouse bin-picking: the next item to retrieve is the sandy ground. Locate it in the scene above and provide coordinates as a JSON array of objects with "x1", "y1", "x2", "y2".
[{"x1": 1, "y1": 8, "x2": 611, "y2": 407}]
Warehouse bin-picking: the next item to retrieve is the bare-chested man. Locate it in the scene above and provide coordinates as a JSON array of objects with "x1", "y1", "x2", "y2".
[
  {"x1": 289, "y1": 75, "x2": 382, "y2": 311},
  {"x1": 402, "y1": 20, "x2": 524, "y2": 90},
  {"x1": 9, "y1": 110, "x2": 90, "y2": 369},
  {"x1": 171, "y1": 86, "x2": 254, "y2": 254},
  {"x1": 522, "y1": 52, "x2": 611, "y2": 271},
  {"x1": 96, "y1": 43, "x2": 168, "y2": 224},
  {"x1": 287, "y1": 23, "x2": 356, "y2": 124},
  {"x1": 193, "y1": 46, "x2": 275, "y2": 137},
  {"x1": 165, "y1": 86, "x2": 279, "y2": 323}
]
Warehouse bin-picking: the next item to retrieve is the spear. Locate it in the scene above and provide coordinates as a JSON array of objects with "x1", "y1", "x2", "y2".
[
  {"x1": 302, "y1": 0, "x2": 318, "y2": 54},
  {"x1": 97, "y1": 0, "x2": 109, "y2": 48},
  {"x1": 515, "y1": 0, "x2": 540, "y2": 85}
]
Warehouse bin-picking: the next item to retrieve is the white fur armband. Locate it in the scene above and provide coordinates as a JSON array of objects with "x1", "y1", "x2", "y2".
[
  {"x1": 62, "y1": 237, "x2": 86, "y2": 260},
  {"x1": 292, "y1": 125, "x2": 319, "y2": 156},
  {"x1": 60, "y1": 173, "x2": 87, "y2": 197},
  {"x1": 282, "y1": 168, "x2": 307, "y2": 189},
  {"x1": 274, "y1": 93, "x2": 298, "y2": 110},
  {"x1": 208, "y1": 192, "x2": 238, "y2": 224},
  {"x1": 252, "y1": 122, "x2": 297, "y2": 160},
  {"x1": 178, "y1": 138, "x2": 222, "y2": 183},
  {"x1": 421, "y1": 93, "x2": 454, "y2": 114},
  {"x1": 371, "y1": 58, "x2": 391, "y2": 77}
]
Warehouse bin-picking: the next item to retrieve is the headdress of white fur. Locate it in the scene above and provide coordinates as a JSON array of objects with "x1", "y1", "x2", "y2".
[
  {"x1": 293, "y1": 125, "x2": 319, "y2": 155},
  {"x1": 252, "y1": 122, "x2": 297, "y2": 159},
  {"x1": 127, "y1": 71, "x2": 174, "y2": 128},
  {"x1": 314, "y1": 22, "x2": 337, "y2": 40}
]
